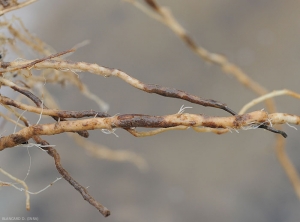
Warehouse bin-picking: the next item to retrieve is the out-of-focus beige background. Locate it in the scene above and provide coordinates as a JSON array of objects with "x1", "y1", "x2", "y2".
[{"x1": 1, "y1": 0, "x2": 300, "y2": 221}]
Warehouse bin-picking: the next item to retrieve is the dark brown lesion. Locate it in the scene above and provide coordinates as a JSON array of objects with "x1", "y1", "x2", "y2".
[
  {"x1": 144, "y1": 84, "x2": 237, "y2": 115},
  {"x1": 11, "y1": 134, "x2": 27, "y2": 144},
  {"x1": 144, "y1": 0, "x2": 160, "y2": 11},
  {"x1": 181, "y1": 33, "x2": 198, "y2": 50},
  {"x1": 117, "y1": 114, "x2": 186, "y2": 128},
  {"x1": 203, "y1": 121, "x2": 220, "y2": 129},
  {"x1": 0, "y1": 61, "x2": 10, "y2": 69},
  {"x1": 117, "y1": 114, "x2": 194, "y2": 128},
  {"x1": 232, "y1": 114, "x2": 250, "y2": 128},
  {"x1": 117, "y1": 114, "x2": 164, "y2": 128},
  {"x1": 32, "y1": 124, "x2": 44, "y2": 134},
  {"x1": 202, "y1": 115, "x2": 225, "y2": 128}
]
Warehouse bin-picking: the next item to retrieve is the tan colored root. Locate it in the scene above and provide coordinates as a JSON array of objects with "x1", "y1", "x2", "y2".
[
  {"x1": 128, "y1": 126, "x2": 229, "y2": 137},
  {"x1": 239, "y1": 89, "x2": 300, "y2": 114},
  {"x1": 192, "y1": 127, "x2": 229, "y2": 134},
  {"x1": 269, "y1": 113, "x2": 300, "y2": 125},
  {"x1": 0, "y1": 167, "x2": 30, "y2": 211},
  {"x1": 127, "y1": 126, "x2": 189, "y2": 137}
]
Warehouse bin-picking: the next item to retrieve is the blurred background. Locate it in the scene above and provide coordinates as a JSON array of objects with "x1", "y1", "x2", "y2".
[{"x1": 1, "y1": 0, "x2": 300, "y2": 221}]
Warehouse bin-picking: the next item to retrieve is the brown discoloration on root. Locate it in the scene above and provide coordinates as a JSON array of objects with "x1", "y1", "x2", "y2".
[
  {"x1": 12, "y1": 134, "x2": 27, "y2": 144},
  {"x1": 0, "y1": 133, "x2": 29, "y2": 149},
  {"x1": 11, "y1": 85, "x2": 42, "y2": 107},
  {"x1": 77, "y1": 129, "x2": 89, "y2": 138},
  {"x1": 144, "y1": 84, "x2": 236, "y2": 115},
  {"x1": 181, "y1": 33, "x2": 198, "y2": 50},
  {"x1": 117, "y1": 114, "x2": 195, "y2": 128},
  {"x1": 117, "y1": 114, "x2": 165, "y2": 128},
  {"x1": 1, "y1": 62, "x2": 10, "y2": 69},
  {"x1": 144, "y1": 0, "x2": 160, "y2": 11},
  {"x1": 202, "y1": 121, "x2": 220, "y2": 129},
  {"x1": 233, "y1": 113, "x2": 251, "y2": 128},
  {"x1": 201, "y1": 115, "x2": 228, "y2": 128},
  {"x1": 32, "y1": 124, "x2": 43, "y2": 134},
  {"x1": 1, "y1": 96, "x2": 19, "y2": 107}
]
